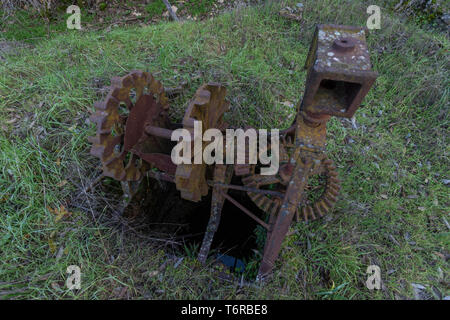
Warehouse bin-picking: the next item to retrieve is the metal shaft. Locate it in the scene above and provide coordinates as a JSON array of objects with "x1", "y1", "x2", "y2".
[{"x1": 258, "y1": 158, "x2": 313, "y2": 277}]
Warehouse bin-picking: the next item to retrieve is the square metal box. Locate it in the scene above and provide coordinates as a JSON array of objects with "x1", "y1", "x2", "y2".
[{"x1": 302, "y1": 24, "x2": 378, "y2": 119}]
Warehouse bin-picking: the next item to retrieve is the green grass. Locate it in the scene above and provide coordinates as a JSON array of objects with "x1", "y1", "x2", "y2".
[
  {"x1": 145, "y1": 1, "x2": 167, "y2": 17},
  {"x1": 0, "y1": 8, "x2": 95, "y2": 42},
  {"x1": 0, "y1": 0, "x2": 448, "y2": 299},
  {"x1": 0, "y1": 11, "x2": 61, "y2": 42},
  {"x1": 184, "y1": 0, "x2": 217, "y2": 17}
]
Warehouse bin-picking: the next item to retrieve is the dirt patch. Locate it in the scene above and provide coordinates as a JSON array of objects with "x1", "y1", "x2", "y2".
[{"x1": 122, "y1": 175, "x2": 263, "y2": 265}]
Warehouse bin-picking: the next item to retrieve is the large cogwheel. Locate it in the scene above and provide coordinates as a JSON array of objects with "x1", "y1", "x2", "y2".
[
  {"x1": 88, "y1": 70, "x2": 170, "y2": 181},
  {"x1": 175, "y1": 83, "x2": 229, "y2": 202},
  {"x1": 240, "y1": 136, "x2": 341, "y2": 222}
]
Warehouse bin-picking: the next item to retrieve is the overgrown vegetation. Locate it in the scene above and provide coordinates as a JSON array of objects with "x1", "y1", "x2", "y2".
[
  {"x1": 0, "y1": 0, "x2": 448, "y2": 299},
  {"x1": 0, "y1": 0, "x2": 249, "y2": 42}
]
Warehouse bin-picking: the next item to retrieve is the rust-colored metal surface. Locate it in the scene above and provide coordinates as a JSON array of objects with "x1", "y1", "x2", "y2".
[
  {"x1": 88, "y1": 70, "x2": 170, "y2": 181},
  {"x1": 88, "y1": 24, "x2": 377, "y2": 281},
  {"x1": 241, "y1": 140, "x2": 341, "y2": 223},
  {"x1": 175, "y1": 83, "x2": 229, "y2": 202},
  {"x1": 302, "y1": 24, "x2": 377, "y2": 122},
  {"x1": 198, "y1": 164, "x2": 234, "y2": 264}
]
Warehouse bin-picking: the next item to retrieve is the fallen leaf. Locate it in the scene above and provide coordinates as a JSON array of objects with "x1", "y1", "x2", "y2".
[
  {"x1": 51, "y1": 282, "x2": 60, "y2": 290},
  {"x1": 351, "y1": 116, "x2": 358, "y2": 129},
  {"x1": 433, "y1": 251, "x2": 445, "y2": 260},
  {"x1": 174, "y1": 257, "x2": 184, "y2": 269},
  {"x1": 389, "y1": 234, "x2": 400, "y2": 246},
  {"x1": 147, "y1": 270, "x2": 159, "y2": 277},
  {"x1": 432, "y1": 286, "x2": 442, "y2": 300},
  {"x1": 56, "y1": 180, "x2": 68, "y2": 187},
  {"x1": 48, "y1": 238, "x2": 56, "y2": 253},
  {"x1": 49, "y1": 205, "x2": 72, "y2": 222},
  {"x1": 443, "y1": 217, "x2": 450, "y2": 230},
  {"x1": 118, "y1": 286, "x2": 128, "y2": 298},
  {"x1": 411, "y1": 283, "x2": 428, "y2": 300},
  {"x1": 55, "y1": 246, "x2": 64, "y2": 261},
  {"x1": 280, "y1": 101, "x2": 294, "y2": 108}
]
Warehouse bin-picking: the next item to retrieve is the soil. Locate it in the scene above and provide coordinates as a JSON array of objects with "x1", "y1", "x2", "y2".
[{"x1": 123, "y1": 175, "x2": 264, "y2": 262}]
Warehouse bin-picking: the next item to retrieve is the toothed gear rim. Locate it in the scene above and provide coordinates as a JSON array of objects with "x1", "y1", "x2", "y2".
[
  {"x1": 175, "y1": 83, "x2": 230, "y2": 202},
  {"x1": 241, "y1": 137, "x2": 341, "y2": 222},
  {"x1": 88, "y1": 70, "x2": 169, "y2": 181}
]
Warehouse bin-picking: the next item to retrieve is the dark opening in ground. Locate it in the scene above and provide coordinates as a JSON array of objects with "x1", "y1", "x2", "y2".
[{"x1": 124, "y1": 176, "x2": 266, "y2": 272}]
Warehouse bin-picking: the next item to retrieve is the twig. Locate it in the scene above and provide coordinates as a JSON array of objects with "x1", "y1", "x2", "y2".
[
  {"x1": 0, "y1": 287, "x2": 28, "y2": 297},
  {"x1": 84, "y1": 174, "x2": 104, "y2": 193},
  {"x1": 443, "y1": 217, "x2": 450, "y2": 231},
  {"x1": 123, "y1": 223, "x2": 181, "y2": 245},
  {"x1": 162, "y1": 0, "x2": 179, "y2": 21}
]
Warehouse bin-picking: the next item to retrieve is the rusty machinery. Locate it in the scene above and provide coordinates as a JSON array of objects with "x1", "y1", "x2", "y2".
[{"x1": 89, "y1": 24, "x2": 377, "y2": 279}]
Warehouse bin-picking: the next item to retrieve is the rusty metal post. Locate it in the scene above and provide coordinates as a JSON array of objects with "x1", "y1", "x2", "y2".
[
  {"x1": 258, "y1": 159, "x2": 313, "y2": 276},
  {"x1": 198, "y1": 164, "x2": 234, "y2": 264}
]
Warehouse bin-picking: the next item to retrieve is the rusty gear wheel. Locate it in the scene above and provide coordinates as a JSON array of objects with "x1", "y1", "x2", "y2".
[
  {"x1": 88, "y1": 70, "x2": 170, "y2": 181},
  {"x1": 240, "y1": 136, "x2": 341, "y2": 222},
  {"x1": 175, "y1": 83, "x2": 229, "y2": 202}
]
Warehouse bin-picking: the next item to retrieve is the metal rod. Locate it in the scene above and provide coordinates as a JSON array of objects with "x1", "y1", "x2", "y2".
[
  {"x1": 146, "y1": 170, "x2": 175, "y2": 183},
  {"x1": 145, "y1": 170, "x2": 270, "y2": 230},
  {"x1": 84, "y1": 174, "x2": 104, "y2": 192},
  {"x1": 198, "y1": 165, "x2": 233, "y2": 264},
  {"x1": 145, "y1": 125, "x2": 174, "y2": 140},
  {"x1": 145, "y1": 172, "x2": 285, "y2": 199},
  {"x1": 221, "y1": 193, "x2": 269, "y2": 230},
  {"x1": 208, "y1": 181, "x2": 285, "y2": 198}
]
